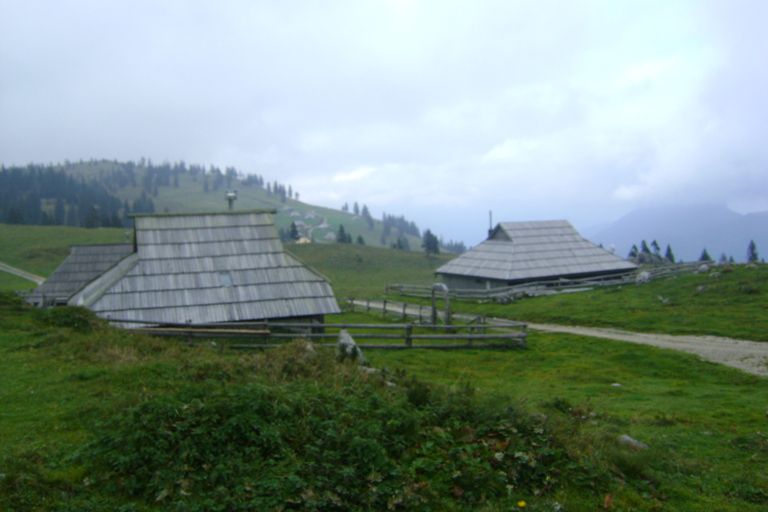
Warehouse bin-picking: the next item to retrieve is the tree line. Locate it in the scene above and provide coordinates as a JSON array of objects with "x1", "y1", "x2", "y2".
[{"x1": 627, "y1": 238, "x2": 760, "y2": 264}]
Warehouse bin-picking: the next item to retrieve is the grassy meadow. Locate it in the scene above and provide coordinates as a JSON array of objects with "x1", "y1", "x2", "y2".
[
  {"x1": 1, "y1": 223, "x2": 767, "y2": 509},
  {"x1": 439, "y1": 265, "x2": 768, "y2": 341},
  {"x1": 0, "y1": 224, "x2": 126, "y2": 276}
]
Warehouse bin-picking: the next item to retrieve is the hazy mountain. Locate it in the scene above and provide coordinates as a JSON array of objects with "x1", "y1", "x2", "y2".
[{"x1": 591, "y1": 204, "x2": 767, "y2": 263}]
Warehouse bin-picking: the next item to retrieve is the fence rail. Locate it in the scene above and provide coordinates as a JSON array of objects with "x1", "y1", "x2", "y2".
[
  {"x1": 126, "y1": 317, "x2": 526, "y2": 350},
  {"x1": 387, "y1": 263, "x2": 709, "y2": 302}
]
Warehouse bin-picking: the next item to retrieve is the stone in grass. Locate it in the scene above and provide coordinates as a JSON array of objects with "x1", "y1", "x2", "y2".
[
  {"x1": 636, "y1": 271, "x2": 651, "y2": 284},
  {"x1": 336, "y1": 329, "x2": 367, "y2": 365},
  {"x1": 618, "y1": 434, "x2": 649, "y2": 450}
]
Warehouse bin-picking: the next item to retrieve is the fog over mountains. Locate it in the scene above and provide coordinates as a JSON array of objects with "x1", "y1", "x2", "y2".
[{"x1": 586, "y1": 204, "x2": 767, "y2": 263}]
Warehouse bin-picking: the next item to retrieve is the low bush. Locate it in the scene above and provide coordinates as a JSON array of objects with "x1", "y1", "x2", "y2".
[{"x1": 78, "y1": 349, "x2": 603, "y2": 511}]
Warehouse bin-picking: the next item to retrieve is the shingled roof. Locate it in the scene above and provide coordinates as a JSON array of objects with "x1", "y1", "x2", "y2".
[
  {"x1": 436, "y1": 220, "x2": 636, "y2": 284},
  {"x1": 69, "y1": 210, "x2": 340, "y2": 325},
  {"x1": 27, "y1": 244, "x2": 134, "y2": 305}
]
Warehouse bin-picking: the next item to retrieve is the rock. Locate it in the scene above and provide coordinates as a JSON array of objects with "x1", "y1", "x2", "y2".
[
  {"x1": 696, "y1": 285, "x2": 706, "y2": 294},
  {"x1": 611, "y1": 382, "x2": 622, "y2": 387},
  {"x1": 336, "y1": 329, "x2": 366, "y2": 365},
  {"x1": 618, "y1": 434, "x2": 649, "y2": 450},
  {"x1": 709, "y1": 271, "x2": 720, "y2": 278},
  {"x1": 698, "y1": 264, "x2": 710, "y2": 273},
  {"x1": 636, "y1": 271, "x2": 651, "y2": 284},
  {"x1": 657, "y1": 295, "x2": 670, "y2": 305}
]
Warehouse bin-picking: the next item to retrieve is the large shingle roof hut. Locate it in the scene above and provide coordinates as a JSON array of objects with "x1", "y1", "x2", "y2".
[
  {"x1": 27, "y1": 244, "x2": 134, "y2": 306},
  {"x1": 436, "y1": 220, "x2": 636, "y2": 290},
  {"x1": 67, "y1": 210, "x2": 340, "y2": 326}
]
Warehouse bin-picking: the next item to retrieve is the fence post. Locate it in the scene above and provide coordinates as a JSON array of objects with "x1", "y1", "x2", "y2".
[
  {"x1": 405, "y1": 323, "x2": 413, "y2": 348},
  {"x1": 401, "y1": 302, "x2": 407, "y2": 320}
]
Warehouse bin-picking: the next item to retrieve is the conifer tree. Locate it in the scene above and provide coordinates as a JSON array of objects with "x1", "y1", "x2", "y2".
[
  {"x1": 747, "y1": 240, "x2": 759, "y2": 263},
  {"x1": 664, "y1": 244, "x2": 675, "y2": 264},
  {"x1": 422, "y1": 229, "x2": 440, "y2": 256}
]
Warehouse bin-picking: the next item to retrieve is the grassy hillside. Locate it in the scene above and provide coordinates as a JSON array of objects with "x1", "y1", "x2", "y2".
[
  {"x1": 0, "y1": 224, "x2": 125, "y2": 276},
  {"x1": 0, "y1": 272, "x2": 36, "y2": 292},
  {"x1": 445, "y1": 265, "x2": 768, "y2": 341},
  {"x1": 57, "y1": 160, "x2": 425, "y2": 250},
  {"x1": 288, "y1": 243, "x2": 450, "y2": 298},
  {"x1": 1, "y1": 294, "x2": 766, "y2": 510}
]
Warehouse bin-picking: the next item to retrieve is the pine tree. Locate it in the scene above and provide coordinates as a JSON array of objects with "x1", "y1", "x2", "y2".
[
  {"x1": 289, "y1": 222, "x2": 299, "y2": 240},
  {"x1": 356, "y1": 235, "x2": 365, "y2": 245},
  {"x1": 337, "y1": 224, "x2": 351, "y2": 243},
  {"x1": 422, "y1": 229, "x2": 440, "y2": 256},
  {"x1": 664, "y1": 244, "x2": 675, "y2": 264},
  {"x1": 628, "y1": 244, "x2": 639, "y2": 261},
  {"x1": 699, "y1": 248, "x2": 713, "y2": 262},
  {"x1": 353, "y1": 202, "x2": 360, "y2": 216},
  {"x1": 747, "y1": 240, "x2": 759, "y2": 263}
]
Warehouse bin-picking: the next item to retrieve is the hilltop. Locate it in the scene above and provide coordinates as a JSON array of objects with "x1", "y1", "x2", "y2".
[{"x1": 0, "y1": 159, "x2": 433, "y2": 251}]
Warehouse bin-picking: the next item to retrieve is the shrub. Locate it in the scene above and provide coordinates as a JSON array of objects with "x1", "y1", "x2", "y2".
[{"x1": 79, "y1": 354, "x2": 601, "y2": 511}]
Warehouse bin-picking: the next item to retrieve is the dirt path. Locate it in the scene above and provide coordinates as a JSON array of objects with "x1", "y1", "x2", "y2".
[
  {"x1": 526, "y1": 323, "x2": 768, "y2": 377},
  {"x1": 349, "y1": 299, "x2": 768, "y2": 377},
  {"x1": 0, "y1": 261, "x2": 45, "y2": 285}
]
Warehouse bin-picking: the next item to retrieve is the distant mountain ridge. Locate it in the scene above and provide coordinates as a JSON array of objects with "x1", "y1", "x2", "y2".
[{"x1": 590, "y1": 204, "x2": 767, "y2": 262}]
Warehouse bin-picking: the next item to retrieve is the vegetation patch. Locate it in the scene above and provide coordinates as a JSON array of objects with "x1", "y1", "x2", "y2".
[
  {"x1": 80, "y1": 374, "x2": 595, "y2": 511},
  {"x1": 438, "y1": 265, "x2": 768, "y2": 341}
]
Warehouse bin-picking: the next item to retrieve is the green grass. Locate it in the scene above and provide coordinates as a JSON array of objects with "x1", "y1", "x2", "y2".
[
  {"x1": 369, "y1": 333, "x2": 768, "y2": 511},
  {"x1": 288, "y1": 243, "x2": 450, "y2": 298},
  {"x1": 0, "y1": 224, "x2": 125, "y2": 276},
  {"x1": 1, "y1": 295, "x2": 766, "y2": 510},
  {"x1": 0, "y1": 296, "x2": 600, "y2": 510},
  {"x1": 444, "y1": 265, "x2": 768, "y2": 341},
  {"x1": 0, "y1": 273, "x2": 36, "y2": 292}
]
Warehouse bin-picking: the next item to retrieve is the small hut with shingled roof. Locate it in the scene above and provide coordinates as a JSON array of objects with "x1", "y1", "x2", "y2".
[{"x1": 436, "y1": 220, "x2": 636, "y2": 290}]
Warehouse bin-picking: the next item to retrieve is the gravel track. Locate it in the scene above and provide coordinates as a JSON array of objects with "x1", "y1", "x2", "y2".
[{"x1": 527, "y1": 323, "x2": 768, "y2": 377}]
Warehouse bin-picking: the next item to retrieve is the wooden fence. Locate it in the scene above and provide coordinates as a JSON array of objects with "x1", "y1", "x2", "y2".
[
  {"x1": 116, "y1": 317, "x2": 527, "y2": 350},
  {"x1": 386, "y1": 263, "x2": 708, "y2": 302}
]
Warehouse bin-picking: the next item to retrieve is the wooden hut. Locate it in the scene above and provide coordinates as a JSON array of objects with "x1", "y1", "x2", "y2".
[
  {"x1": 27, "y1": 244, "x2": 134, "y2": 306},
  {"x1": 67, "y1": 210, "x2": 340, "y2": 326},
  {"x1": 436, "y1": 220, "x2": 636, "y2": 290}
]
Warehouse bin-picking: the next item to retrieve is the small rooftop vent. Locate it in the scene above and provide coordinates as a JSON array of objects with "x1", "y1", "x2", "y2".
[{"x1": 226, "y1": 190, "x2": 238, "y2": 210}]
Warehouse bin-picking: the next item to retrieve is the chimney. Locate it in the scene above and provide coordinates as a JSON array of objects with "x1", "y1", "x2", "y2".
[
  {"x1": 487, "y1": 210, "x2": 494, "y2": 239},
  {"x1": 226, "y1": 190, "x2": 237, "y2": 210}
]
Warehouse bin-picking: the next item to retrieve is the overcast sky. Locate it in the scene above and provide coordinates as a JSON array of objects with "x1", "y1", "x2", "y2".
[{"x1": 1, "y1": 0, "x2": 766, "y2": 244}]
